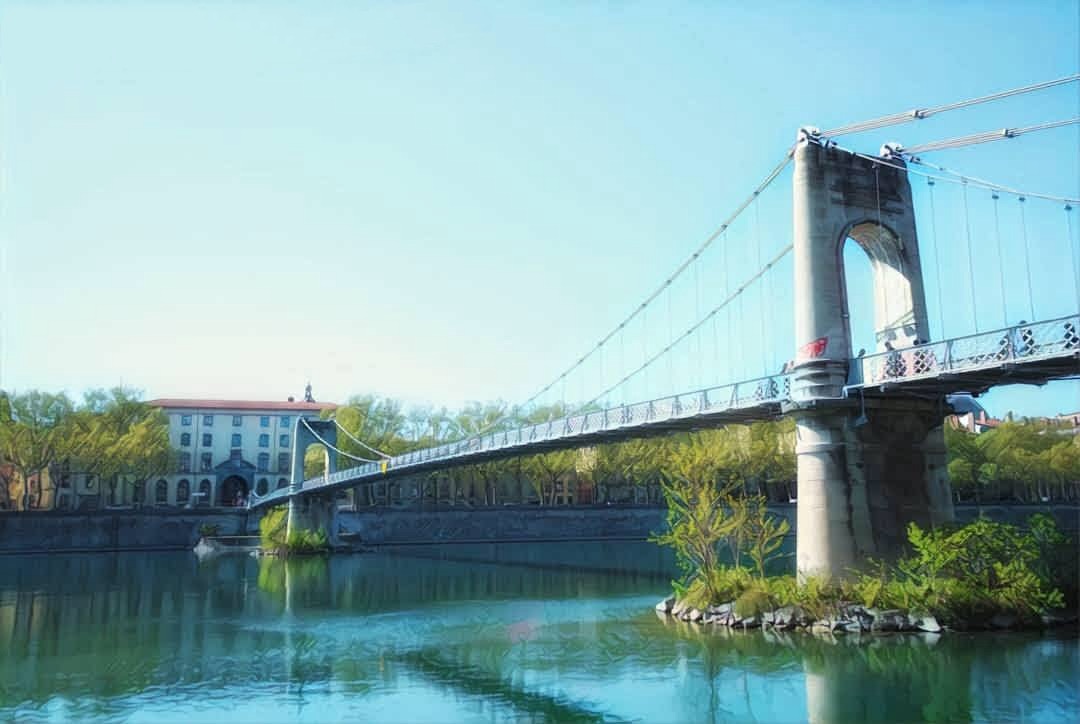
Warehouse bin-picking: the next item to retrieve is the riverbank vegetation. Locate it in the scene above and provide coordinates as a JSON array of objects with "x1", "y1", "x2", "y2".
[
  {"x1": 3, "y1": 387, "x2": 1078, "y2": 511},
  {"x1": 652, "y1": 444, "x2": 1077, "y2": 631},
  {"x1": 0, "y1": 388, "x2": 171, "y2": 510},
  {"x1": 257, "y1": 505, "x2": 329, "y2": 555}
]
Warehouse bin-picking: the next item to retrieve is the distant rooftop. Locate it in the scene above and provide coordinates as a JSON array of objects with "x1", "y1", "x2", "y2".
[{"x1": 147, "y1": 398, "x2": 337, "y2": 412}]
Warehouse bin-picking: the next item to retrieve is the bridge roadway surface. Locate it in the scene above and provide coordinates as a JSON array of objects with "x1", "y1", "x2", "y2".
[{"x1": 250, "y1": 314, "x2": 1079, "y2": 510}]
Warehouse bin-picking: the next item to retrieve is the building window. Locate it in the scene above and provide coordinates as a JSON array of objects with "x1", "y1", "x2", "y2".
[
  {"x1": 181, "y1": 415, "x2": 192, "y2": 426},
  {"x1": 231, "y1": 433, "x2": 241, "y2": 447},
  {"x1": 176, "y1": 479, "x2": 190, "y2": 504},
  {"x1": 260, "y1": 416, "x2": 270, "y2": 428},
  {"x1": 277, "y1": 478, "x2": 288, "y2": 489},
  {"x1": 278, "y1": 452, "x2": 290, "y2": 473},
  {"x1": 259, "y1": 434, "x2": 269, "y2": 448},
  {"x1": 180, "y1": 432, "x2": 191, "y2": 447},
  {"x1": 257, "y1": 453, "x2": 270, "y2": 472},
  {"x1": 198, "y1": 479, "x2": 211, "y2": 507},
  {"x1": 155, "y1": 479, "x2": 168, "y2": 504},
  {"x1": 232, "y1": 415, "x2": 242, "y2": 427},
  {"x1": 202, "y1": 433, "x2": 212, "y2": 447},
  {"x1": 203, "y1": 415, "x2": 214, "y2": 427},
  {"x1": 280, "y1": 415, "x2": 291, "y2": 428},
  {"x1": 257, "y1": 478, "x2": 269, "y2": 495},
  {"x1": 230, "y1": 449, "x2": 242, "y2": 461},
  {"x1": 179, "y1": 452, "x2": 192, "y2": 473},
  {"x1": 133, "y1": 481, "x2": 145, "y2": 504},
  {"x1": 200, "y1": 452, "x2": 212, "y2": 472},
  {"x1": 279, "y1": 434, "x2": 289, "y2": 448}
]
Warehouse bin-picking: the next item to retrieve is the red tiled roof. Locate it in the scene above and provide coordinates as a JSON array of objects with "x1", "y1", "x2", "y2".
[{"x1": 147, "y1": 398, "x2": 337, "y2": 412}]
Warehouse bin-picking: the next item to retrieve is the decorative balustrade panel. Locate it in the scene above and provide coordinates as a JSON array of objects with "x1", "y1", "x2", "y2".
[{"x1": 857, "y1": 315, "x2": 1079, "y2": 386}]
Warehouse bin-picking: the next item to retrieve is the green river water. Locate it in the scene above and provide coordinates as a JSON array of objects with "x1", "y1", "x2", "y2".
[{"x1": 1, "y1": 542, "x2": 1077, "y2": 722}]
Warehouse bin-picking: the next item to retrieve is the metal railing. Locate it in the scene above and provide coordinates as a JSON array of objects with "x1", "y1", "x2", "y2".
[
  {"x1": 252, "y1": 314, "x2": 1079, "y2": 509},
  {"x1": 851, "y1": 314, "x2": 1079, "y2": 388},
  {"x1": 250, "y1": 372, "x2": 791, "y2": 508}
]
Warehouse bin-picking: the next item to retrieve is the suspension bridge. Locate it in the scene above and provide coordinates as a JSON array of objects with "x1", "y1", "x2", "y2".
[{"x1": 251, "y1": 76, "x2": 1080, "y2": 578}]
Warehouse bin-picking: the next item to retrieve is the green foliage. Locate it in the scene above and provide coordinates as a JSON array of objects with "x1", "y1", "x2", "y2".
[
  {"x1": 198, "y1": 523, "x2": 220, "y2": 537},
  {"x1": 734, "y1": 585, "x2": 772, "y2": 619},
  {"x1": 742, "y1": 495, "x2": 791, "y2": 578},
  {"x1": 678, "y1": 568, "x2": 754, "y2": 611},
  {"x1": 259, "y1": 506, "x2": 288, "y2": 548},
  {"x1": 895, "y1": 516, "x2": 1066, "y2": 619},
  {"x1": 258, "y1": 506, "x2": 328, "y2": 555},
  {"x1": 285, "y1": 528, "x2": 329, "y2": 554},
  {"x1": 659, "y1": 510, "x2": 1069, "y2": 626},
  {"x1": 946, "y1": 419, "x2": 1080, "y2": 502},
  {"x1": 651, "y1": 470, "x2": 746, "y2": 603},
  {"x1": 0, "y1": 387, "x2": 170, "y2": 510}
]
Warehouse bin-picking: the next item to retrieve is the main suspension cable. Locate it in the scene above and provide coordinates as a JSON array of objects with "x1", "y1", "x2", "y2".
[
  {"x1": 819, "y1": 74, "x2": 1080, "y2": 138},
  {"x1": 837, "y1": 145, "x2": 1080, "y2": 204},
  {"x1": 900, "y1": 118, "x2": 1080, "y2": 155},
  {"x1": 333, "y1": 419, "x2": 392, "y2": 459},
  {"x1": 505, "y1": 150, "x2": 795, "y2": 415},
  {"x1": 301, "y1": 418, "x2": 381, "y2": 465}
]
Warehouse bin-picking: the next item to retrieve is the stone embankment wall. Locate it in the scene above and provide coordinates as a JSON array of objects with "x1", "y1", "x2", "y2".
[
  {"x1": 0, "y1": 503, "x2": 1074, "y2": 553},
  {"x1": 338, "y1": 505, "x2": 667, "y2": 546},
  {"x1": 0, "y1": 510, "x2": 250, "y2": 554},
  {"x1": 338, "y1": 503, "x2": 1079, "y2": 547}
]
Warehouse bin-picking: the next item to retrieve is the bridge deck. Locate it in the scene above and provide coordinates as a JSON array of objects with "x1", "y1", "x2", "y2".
[{"x1": 250, "y1": 314, "x2": 1078, "y2": 509}]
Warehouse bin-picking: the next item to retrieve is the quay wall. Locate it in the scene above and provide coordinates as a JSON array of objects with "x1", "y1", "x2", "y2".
[
  {"x1": 339, "y1": 503, "x2": 1079, "y2": 546},
  {"x1": 0, "y1": 510, "x2": 250, "y2": 554},
  {"x1": 0, "y1": 504, "x2": 1075, "y2": 554}
]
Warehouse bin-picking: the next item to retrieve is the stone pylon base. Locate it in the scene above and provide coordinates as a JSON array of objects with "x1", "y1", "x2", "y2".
[
  {"x1": 794, "y1": 397, "x2": 954, "y2": 579},
  {"x1": 286, "y1": 494, "x2": 339, "y2": 546}
]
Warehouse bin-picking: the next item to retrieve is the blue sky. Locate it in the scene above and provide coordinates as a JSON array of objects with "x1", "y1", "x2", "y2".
[{"x1": 1, "y1": 0, "x2": 1077, "y2": 418}]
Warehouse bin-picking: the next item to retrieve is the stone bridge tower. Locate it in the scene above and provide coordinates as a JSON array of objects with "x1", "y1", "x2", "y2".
[
  {"x1": 788, "y1": 134, "x2": 954, "y2": 578},
  {"x1": 285, "y1": 418, "x2": 340, "y2": 544}
]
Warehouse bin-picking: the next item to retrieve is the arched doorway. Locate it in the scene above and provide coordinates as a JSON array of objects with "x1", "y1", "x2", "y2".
[
  {"x1": 198, "y1": 479, "x2": 212, "y2": 508},
  {"x1": 219, "y1": 475, "x2": 249, "y2": 506},
  {"x1": 177, "y1": 479, "x2": 190, "y2": 506}
]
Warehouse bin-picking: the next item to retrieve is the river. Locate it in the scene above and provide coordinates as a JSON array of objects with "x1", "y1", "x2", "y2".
[{"x1": 1, "y1": 543, "x2": 1076, "y2": 722}]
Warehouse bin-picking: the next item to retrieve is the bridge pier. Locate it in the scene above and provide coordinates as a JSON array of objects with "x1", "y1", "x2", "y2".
[
  {"x1": 286, "y1": 493, "x2": 340, "y2": 547},
  {"x1": 791, "y1": 136, "x2": 953, "y2": 578},
  {"x1": 285, "y1": 418, "x2": 340, "y2": 546},
  {"x1": 793, "y1": 398, "x2": 954, "y2": 577}
]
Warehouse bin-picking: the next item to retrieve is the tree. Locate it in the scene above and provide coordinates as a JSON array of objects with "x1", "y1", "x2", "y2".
[
  {"x1": 652, "y1": 437, "x2": 746, "y2": 602},
  {"x1": 0, "y1": 388, "x2": 171, "y2": 510},
  {"x1": 0, "y1": 391, "x2": 76, "y2": 509},
  {"x1": 67, "y1": 388, "x2": 172, "y2": 506},
  {"x1": 521, "y1": 450, "x2": 577, "y2": 505}
]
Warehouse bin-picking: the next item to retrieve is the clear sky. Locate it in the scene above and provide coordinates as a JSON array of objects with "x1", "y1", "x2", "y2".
[{"x1": 1, "y1": 0, "x2": 1078, "y2": 418}]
